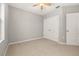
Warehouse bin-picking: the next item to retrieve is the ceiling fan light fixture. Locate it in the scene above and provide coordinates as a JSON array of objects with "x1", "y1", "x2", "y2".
[{"x1": 33, "y1": 3, "x2": 52, "y2": 10}]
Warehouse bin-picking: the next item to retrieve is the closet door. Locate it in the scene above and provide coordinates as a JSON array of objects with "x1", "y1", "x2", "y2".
[
  {"x1": 44, "y1": 15, "x2": 59, "y2": 41},
  {"x1": 66, "y1": 13, "x2": 79, "y2": 45}
]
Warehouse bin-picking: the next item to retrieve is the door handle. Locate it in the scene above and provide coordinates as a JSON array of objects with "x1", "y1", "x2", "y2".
[{"x1": 66, "y1": 30, "x2": 69, "y2": 32}]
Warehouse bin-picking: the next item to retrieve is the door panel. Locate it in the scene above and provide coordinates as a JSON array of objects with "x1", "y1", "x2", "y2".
[{"x1": 66, "y1": 13, "x2": 79, "y2": 45}]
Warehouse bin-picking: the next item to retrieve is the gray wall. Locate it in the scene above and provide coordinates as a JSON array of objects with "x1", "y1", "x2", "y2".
[{"x1": 8, "y1": 6, "x2": 43, "y2": 43}]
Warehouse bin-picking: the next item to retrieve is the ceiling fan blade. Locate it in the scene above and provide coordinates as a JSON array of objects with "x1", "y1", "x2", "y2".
[
  {"x1": 33, "y1": 4, "x2": 39, "y2": 7},
  {"x1": 44, "y1": 3, "x2": 52, "y2": 6}
]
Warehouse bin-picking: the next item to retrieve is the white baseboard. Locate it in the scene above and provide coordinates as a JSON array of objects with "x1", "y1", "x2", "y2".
[
  {"x1": 8, "y1": 36, "x2": 79, "y2": 46},
  {"x1": 66, "y1": 43, "x2": 79, "y2": 46},
  {"x1": 44, "y1": 37, "x2": 79, "y2": 46},
  {"x1": 43, "y1": 36, "x2": 61, "y2": 43},
  {"x1": 8, "y1": 37, "x2": 43, "y2": 45}
]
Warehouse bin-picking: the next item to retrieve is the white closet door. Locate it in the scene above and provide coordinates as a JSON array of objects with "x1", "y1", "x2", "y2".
[
  {"x1": 66, "y1": 13, "x2": 79, "y2": 45},
  {"x1": 44, "y1": 15, "x2": 59, "y2": 41}
]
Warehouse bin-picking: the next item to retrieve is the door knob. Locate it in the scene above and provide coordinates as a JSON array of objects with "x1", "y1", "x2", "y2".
[{"x1": 66, "y1": 30, "x2": 69, "y2": 32}]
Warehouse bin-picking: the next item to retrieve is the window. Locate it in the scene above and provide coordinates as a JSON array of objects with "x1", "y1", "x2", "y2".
[{"x1": 0, "y1": 4, "x2": 5, "y2": 43}]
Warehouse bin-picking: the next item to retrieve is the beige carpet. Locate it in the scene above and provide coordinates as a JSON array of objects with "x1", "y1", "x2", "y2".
[{"x1": 6, "y1": 38, "x2": 79, "y2": 56}]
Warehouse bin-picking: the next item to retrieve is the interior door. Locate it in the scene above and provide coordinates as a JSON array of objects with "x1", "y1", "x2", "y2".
[
  {"x1": 66, "y1": 13, "x2": 79, "y2": 45},
  {"x1": 44, "y1": 15, "x2": 59, "y2": 41}
]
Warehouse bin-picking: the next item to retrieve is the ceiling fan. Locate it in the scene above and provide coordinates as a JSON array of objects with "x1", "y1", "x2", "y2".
[{"x1": 33, "y1": 3, "x2": 52, "y2": 10}]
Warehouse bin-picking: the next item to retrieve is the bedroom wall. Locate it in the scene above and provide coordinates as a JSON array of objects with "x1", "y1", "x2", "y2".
[{"x1": 8, "y1": 6, "x2": 43, "y2": 43}]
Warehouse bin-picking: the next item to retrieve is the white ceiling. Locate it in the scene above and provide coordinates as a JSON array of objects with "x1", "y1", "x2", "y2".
[{"x1": 8, "y1": 3, "x2": 79, "y2": 16}]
